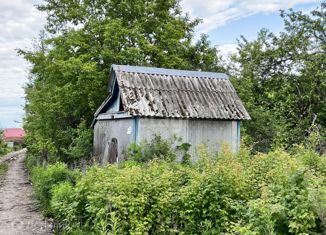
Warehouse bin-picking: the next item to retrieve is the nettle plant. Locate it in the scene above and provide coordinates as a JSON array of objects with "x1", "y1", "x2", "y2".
[{"x1": 125, "y1": 134, "x2": 192, "y2": 164}]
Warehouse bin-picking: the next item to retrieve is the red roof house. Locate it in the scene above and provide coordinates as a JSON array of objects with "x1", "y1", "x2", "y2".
[{"x1": 3, "y1": 128, "x2": 26, "y2": 143}]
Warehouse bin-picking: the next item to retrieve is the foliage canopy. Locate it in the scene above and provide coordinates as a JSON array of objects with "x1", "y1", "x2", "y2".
[
  {"x1": 230, "y1": 3, "x2": 326, "y2": 152},
  {"x1": 21, "y1": 1, "x2": 326, "y2": 162},
  {"x1": 20, "y1": 0, "x2": 223, "y2": 163}
]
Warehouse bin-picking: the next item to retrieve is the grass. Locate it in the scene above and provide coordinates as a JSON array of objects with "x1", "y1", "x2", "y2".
[
  {"x1": 0, "y1": 150, "x2": 9, "y2": 158},
  {"x1": 0, "y1": 162, "x2": 8, "y2": 176}
]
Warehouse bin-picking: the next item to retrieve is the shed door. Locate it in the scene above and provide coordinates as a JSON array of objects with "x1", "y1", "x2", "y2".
[{"x1": 108, "y1": 138, "x2": 118, "y2": 164}]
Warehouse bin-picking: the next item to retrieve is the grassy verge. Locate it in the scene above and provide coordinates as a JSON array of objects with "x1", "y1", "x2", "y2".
[{"x1": 0, "y1": 162, "x2": 8, "y2": 176}]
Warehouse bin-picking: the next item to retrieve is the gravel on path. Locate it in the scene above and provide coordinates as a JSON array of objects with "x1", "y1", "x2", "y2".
[{"x1": 0, "y1": 150, "x2": 52, "y2": 235}]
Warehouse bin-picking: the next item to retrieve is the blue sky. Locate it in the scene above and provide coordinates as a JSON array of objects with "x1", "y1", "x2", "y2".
[
  {"x1": 207, "y1": 2, "x2": 318, "y2": 44},
  {"x1": 0, "y1": 0, "x2": 321, "y2": 128}
]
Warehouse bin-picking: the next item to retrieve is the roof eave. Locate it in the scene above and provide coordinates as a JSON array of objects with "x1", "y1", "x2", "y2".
[{"x1": 92, "y1": 65, "x2": 119, "y2": 127}]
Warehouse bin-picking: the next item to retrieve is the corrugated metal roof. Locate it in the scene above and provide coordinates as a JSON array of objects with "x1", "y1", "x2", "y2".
[
  {"x1": 94, "y1": 65, "x2": 250, "y2": 121},
  {"x1": 112, "y1": 65, "x2": 229, "y2": 79},
  {"x1": 109, "y1": 65, "x2": 250, "y2": 120}
]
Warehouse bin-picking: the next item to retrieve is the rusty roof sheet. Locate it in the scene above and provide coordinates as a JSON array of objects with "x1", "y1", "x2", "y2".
[{"x1": 107, "y1": 65, "x2": 250, "y2": 120}]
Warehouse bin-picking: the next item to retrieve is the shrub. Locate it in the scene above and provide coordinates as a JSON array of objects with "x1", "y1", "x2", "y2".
[
  {"x1": 31, "y1": 144, "x2": 326, "y2": 234},
  {"x1": 0, "y1": 162, "x2": 8, "y2": 176},
  {"x1": 25, "y1": 153, "x2": 39, "y2": 172},
  {"x1": 0, "y1": 131, "x2": 9, "y2": 156},
  {"x1": 126, "y1": 135, "x2": 191, "y2": 163},
  {"x1": 64, "y1": 121, "x2": 93, "y2": 163},
  {"x1": 31, "y1": 162, "x2": 80, "y2": 216},
  {"x1": 126, "y1": 135, "x2": 177, "y2": 163},
  {"x1": 51, "y1": 162, "x2": 193, "y2": 234}
]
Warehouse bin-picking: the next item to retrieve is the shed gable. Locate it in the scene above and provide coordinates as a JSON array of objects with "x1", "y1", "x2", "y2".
[{"x1": 94, "y1": 65, "x2": 250, "y2": 121}]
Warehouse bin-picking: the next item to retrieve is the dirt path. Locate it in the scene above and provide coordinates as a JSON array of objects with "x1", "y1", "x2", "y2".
[{"x1": 0, "y1": 150, "x2": 52, "y2": 235}]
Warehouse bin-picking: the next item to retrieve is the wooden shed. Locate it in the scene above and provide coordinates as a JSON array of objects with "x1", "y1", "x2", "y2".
[{"x1": 92, "y1": 65, "x2": 250, "y2": 164}]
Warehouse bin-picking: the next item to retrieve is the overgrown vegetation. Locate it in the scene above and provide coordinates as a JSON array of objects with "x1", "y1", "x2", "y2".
[
  {"x1": 30, "y1": 162, "x2": 80, "y2": 216},
  {"x1": 21, "y1": 1, "x2": 326, "y2": 234},
  {"x1": 0, "y1": 130, "x2": 9, "y2": 156},
  {"x1": 20, "y1": 1, "x2": 325, "y2": 164},
  {"x1": 0, "y1": 163, "x2": 8, "y2": 176},
  {"x1": 29, "y1": 142, "x2": 326, "y2": 234},
  {"x1": 126, "y1": 135, "x2": 192, "y2": 163},
  {"x1": 230, "y1": 3, "x2": 326, "y2": 152},
  {"x1": 20, "y1": 0, "x2": 223, "y2": 165}
]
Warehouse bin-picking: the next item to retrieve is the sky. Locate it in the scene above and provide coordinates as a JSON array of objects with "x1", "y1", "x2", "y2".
[{"x1": 0, "y1": 0, "x2": 321, "y2": 128}]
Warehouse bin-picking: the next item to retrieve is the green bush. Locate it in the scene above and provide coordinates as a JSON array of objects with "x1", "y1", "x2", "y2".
[
  {"x1": 27, "y1": 143, "x2": 326, "y2": 234},
  {"x1": 64, "y1": 121, "x2": 93, "y2": 163},
  {"x1": 126, "y1": 135, "x2": 177, "y2": 163},
  {"x1": 126, "y1": 135, "x2": 191, "y2": 164},
  {"x1": 31, "y1": 162, "x2": 80, "y2": 216},
  {"x1": 51, "y1": 162, "x2": 196, "y2": 234},
  {"x1": 0, "y1": 130, "x2": 9, "y2": 156},
  {"x1": 0, "y1": 162, "x2": 8, "y2": 176},
  {"x1": 25, "y1": 153, "x2": 39, "y2": 172},
  {"x1": 47, "y1": 146, "x2": 326, "y2": 234}
]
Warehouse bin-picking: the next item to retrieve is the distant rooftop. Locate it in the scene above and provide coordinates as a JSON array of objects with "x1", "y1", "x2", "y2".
[{"x1": 3, "y1": 128, "x2": 25, "y2": 142}]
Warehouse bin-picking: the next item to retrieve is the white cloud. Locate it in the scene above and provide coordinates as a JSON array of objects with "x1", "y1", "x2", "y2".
[
  {"x1": 217, "y1": 43, "x2": 238, "y2": 58},
  {"x1": 0, "y1": 106, "x2": 25, "y2": 128},
  {"x1": 181, "y1": 0, "x2": 319, "y2": 34},
  {"x1": 0, "y1": 0, "x2": 45, "y2": 127}
]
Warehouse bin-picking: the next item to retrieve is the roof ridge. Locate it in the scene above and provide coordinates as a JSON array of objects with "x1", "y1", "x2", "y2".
[
  {"x1": 112, "y1": 64, "x2": 228, "y2": 80},
  {"x1": 120, "y1": 86, "x2": 236, "y2": 93}
]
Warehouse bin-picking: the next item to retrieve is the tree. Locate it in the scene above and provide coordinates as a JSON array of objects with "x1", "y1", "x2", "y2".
[
  {"x1": 20, "y1": 0, "x2": 223, "y2": 163},
  {"x1": 230, "y1": 2, "x2": 326, "y2": 152}
]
